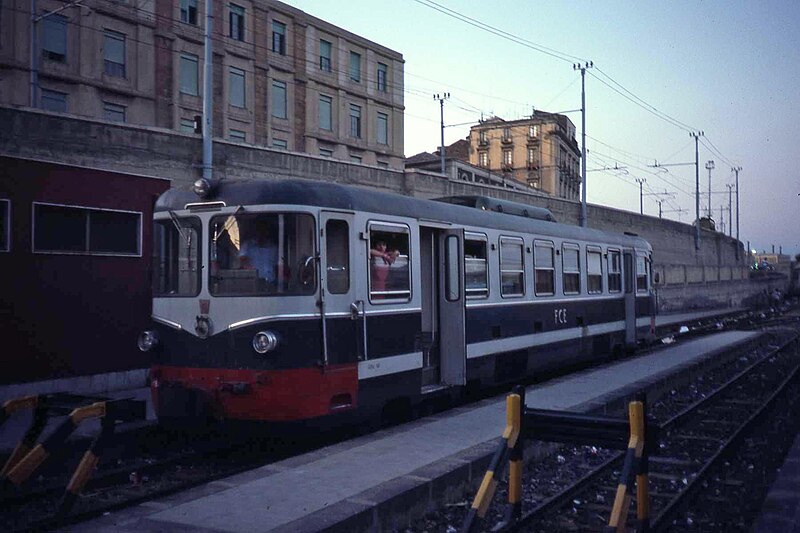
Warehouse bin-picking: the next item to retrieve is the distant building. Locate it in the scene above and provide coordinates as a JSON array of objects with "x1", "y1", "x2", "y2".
[
  {"x1": 467, "y1": 112, "x2": 581, "y2": 200},
  {"x1": 0, "y1": 0, "x2": 404, "y2": 168}
]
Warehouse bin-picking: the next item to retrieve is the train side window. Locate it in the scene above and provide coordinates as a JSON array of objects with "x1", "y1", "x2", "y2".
[
  {"x1": 534, "y1": 240, "x2": 555, "y2": 296},
  {"x1": 624, "y1": 253, "x2": 634, "y2": 294},
  {"x1": 587, "y1": 247, "x2": 603, "y2": 294},
  {"x1": 499, "y1": 236, "x2": 524, "y2": 297},
  {"x1": 562, "y1": 243, "x2": 580, "y2": 295},
  {"x1": 465, "y1": 233, "x2": 488, "y2": 299},
  {"x1": 325, "y1": 219, "x2": 349, "y2": 294},
  {"x1": 607, "y1": 250, "x2": 621, "y2": 293},
  {"x1": 368, "y1": 224, "x2": 410, "y2": 302},
  {"x1": 636, "y1": 254, "x2": 649, "y2": 292}
]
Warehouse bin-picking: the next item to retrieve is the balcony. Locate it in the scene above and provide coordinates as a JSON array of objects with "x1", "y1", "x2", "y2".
[
  {"x1": 501, "y1": 136, "x2": 513, "y2": 145},
  {"x1": 526, "y1": 161, "x2": 538, "y2": 170}
]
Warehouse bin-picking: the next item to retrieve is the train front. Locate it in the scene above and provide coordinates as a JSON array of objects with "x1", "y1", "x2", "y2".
[{"x1": 137, "y1": 182, "x2": 357, "y2": 424}]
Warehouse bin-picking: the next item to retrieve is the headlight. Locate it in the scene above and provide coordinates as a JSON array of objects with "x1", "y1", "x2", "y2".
[
  {"x1": 137, "y1": 330, "x2": 159, "y2": 352},
  {"x1": 253, "y1": 331, "x2": 279, "y2": 354}
]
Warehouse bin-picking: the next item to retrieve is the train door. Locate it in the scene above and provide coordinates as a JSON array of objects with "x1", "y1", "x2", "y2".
[
  {"x1": 623, "y1": 249, "x2": 636, "y2": 347},
  {"x1": 419, "y1": 224, "x2": 465, "y2": 390},
  {"x1": 319, "y1": 211, "x2": 358, "y2": 365}
]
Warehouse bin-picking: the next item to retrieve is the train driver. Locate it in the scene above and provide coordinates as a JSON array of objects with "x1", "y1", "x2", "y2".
[{"x1": 239, "y1": 219, "x2": 278, "y2": 286}]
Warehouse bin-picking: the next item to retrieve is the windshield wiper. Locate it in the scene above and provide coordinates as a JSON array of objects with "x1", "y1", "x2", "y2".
[{"x1": 168, "y1": 210, "x2": 192, "y2": 246}]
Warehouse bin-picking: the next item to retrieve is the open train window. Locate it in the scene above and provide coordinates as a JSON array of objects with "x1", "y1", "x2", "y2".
[
  {"x1": 587, "y1": 247, "x2": 603, "y2": 294},
  {"x1": 152, "y1": 215, "x2": 201, "y2": 297},
  {"x1": 607, "y1": 249, "x2": 621, "y2": 293},
  {"x1": 534, "y1": 240, "x2": 554, "y2": 296},
  {"x1": 636, "y1": 254, "x2": 649, "y2": 292},
  {"x1": 465, "y1": 232, "x2": 488, "y2": 299},
  {"x1": 209, "y1": 212, "x2": 316, "y2": 296},
  {"x1": 562, "y1": 243, "x2": 580, "y2": 295},
  {"x1": 500, "y1": 236, "x2": 524, "y2": 297},
  {"x1": 368, "y1": 223, "x2": 410, "y2": 302}
]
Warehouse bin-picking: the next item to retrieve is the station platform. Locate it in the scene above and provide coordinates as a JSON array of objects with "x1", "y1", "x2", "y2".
[{"x1": 63, "y1": 330, "x2": 761, "y2": 533}]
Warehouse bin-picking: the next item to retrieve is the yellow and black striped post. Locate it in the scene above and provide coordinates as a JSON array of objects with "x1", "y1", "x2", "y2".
[
  {"x1": 498, "y1": 384, "x2": 526, "y2": 528},
  {"x1": 3, "y1": 401, "x2": 106, "y2": 488},
  {"x1": 1, "y1": 395, "x2": 48, "y2": 478},
  {"x1": 58, "y1": 416, "x2": 116, "y2": 516},
  {"x1": 461, "y1": 390, "x2": 522, "y2": 533},
  {"x1": 606, "y1": 399, "x2": 646, "y2": 533},
  {"x1": 635, "y1": 394, "x2": 650, "y2": 532}
]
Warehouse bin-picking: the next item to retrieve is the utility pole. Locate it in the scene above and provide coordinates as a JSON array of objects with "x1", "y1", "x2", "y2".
[
  {"x1": 691, "y1": 132, "x2": 704, "y2": 251},
  {"x1": 719, "y1": 205, "x2": 725, "y2": 234},
  {"x1": 635, "y1": 177, "x2": 646, "y2": 214},
  {"x1": 201, "y1": 0, "x2": 214, "y2": 181},
  {"x1": 732, "y1": 166, "x2": 742, "y2": 258},
  {"x1": 705, "y1": 160, "x2": 715, "y2": 218},
  {"x1": 656, "y1": 200, "x2": 663, "y2": 218},
  {"x1": 726, "y1": 184, "x2": 734, "y2": 237},
  {"x1": 433, "y1": 93, "x2": 450, "y2": 175},
  {"x1": 573, "y1": 61, "x2": 593, "y2": 228}
]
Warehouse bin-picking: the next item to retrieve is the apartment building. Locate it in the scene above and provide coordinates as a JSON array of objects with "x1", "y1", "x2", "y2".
[
  {"x1": 0, "y1": 0, "x2": 405, "y2": 168},
  {"x1": 468, "y1": 112, "x2": 581, "y2": 200}
]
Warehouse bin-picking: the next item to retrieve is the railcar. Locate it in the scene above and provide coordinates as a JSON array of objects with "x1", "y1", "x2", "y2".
[{"x1": 139, "y1": 178, "x2": 655, "y2": 424}]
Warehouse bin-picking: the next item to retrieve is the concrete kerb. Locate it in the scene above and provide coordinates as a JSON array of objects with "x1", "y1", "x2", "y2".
[{"x1": 281, "y1": 333, "x2": 766, "y2": 533}]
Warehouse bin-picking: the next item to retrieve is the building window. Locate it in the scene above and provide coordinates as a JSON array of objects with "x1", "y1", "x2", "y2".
[
  {"x1": 502, "y1": 127, "x2": 511, "y2": 141},
  {"x1": 465, "y1": 234, "x2": 488, "y2": 298},
  {"x1": 229, "y1": 67, "x2": 245, "y2": 107},
  {"x1": 103, "y1": 30, "x2": 126, "y2": 77},
  {"x1": 478, "y1": 151, "x2": 488, "y2": 167},
  {"x1": 350, "y1": 154, "x2": 362, "y2": 163},
  {"x1": 587, "y1": 248, "x2": 603, "y2": 294},
  {"x1": 500, "y1": 237, "x2": 524, "y2": 297},
  {"x1": 272, "y1": 20, "x2": 286, "y2": 55},
  {"x1": 527, "y1": 147, "x2": 537, "y2": 164},
  {"x1": 319, "y1": 147, "x2": 333, "y2": 157},
  {"x1": 534, "y1": 240, "x2": 555, "y2": 295},
  {"x1": 42, "y1": 14, "x2": 67, "y2": 62},
  {"x1": 608, "y1": 250, "x2": 621, "y2": 292},
  {"x1": 349, "y1": 51, "x2": 361, "y2": 82},
  {"x1": 562, "y1": 243, "x2": 580, "y2": 294},
  {"x1": 272, "y1": 138, "x2": 287, "y2": 149},
  {"x1": 229, "y1": 129, "x2": 246, "y2": 141},
  {"x1": 479, "y1": 130, "x2": 487, "y2": 143},
  {"x1": 40, "y1": 89, "x2": 67, "y2": 112},
  {"x1": 319, "y1": 95, "x2": 332, "y2": 131},
  {"x1": 376, "y1": 112, "x2": 388, "y2": 145},
  {"x1": 319, "y1": 39, "x2": 332, "y2": 72},
  {"x1": 529, "y1": 124, "x2": 538, "y2": 138},
  {"x1": 0, "y1": 200, "x2": 9, "y2": 252},
  {"x1": 229, "y1": 4, "x2": 245, "y2": 41},
  {"x1": 349, "y1": 104, "x2": 361, "y2": 138},
  {"x1": 180, "y1": 118, "x2": 195, "y2": 133},
  {"x1": 179, "y1": 54, "x2": 199, "y2": 95},
  {"x1": 33, "y1": 203, "x2": 141, "y2": 256},
  {"x1": 103, "y1": 102, "x2": 126, "y2": 122},
  {"x1": 377, "y1": 62, "x2": 387, "y2": 92},
  {"x1": 503, "y1": 149, "x2": 512, "y2": 166},
  {"x1": 377, "y1": 161, "x2": 389, "y2": 169},
  {"x1": 271, "y1": 80, "x2": 287, "y2": 119},
  {"x1": 180, "y1": 0, "x2": 198, "y2": 24}
]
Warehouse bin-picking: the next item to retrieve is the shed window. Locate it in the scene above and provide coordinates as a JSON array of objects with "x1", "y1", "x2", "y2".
[{"x1": 33, "y1": 203, "x2": 140, "y2": 255}]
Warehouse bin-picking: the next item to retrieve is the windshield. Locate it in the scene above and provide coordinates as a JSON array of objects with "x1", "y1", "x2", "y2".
[
  {"x1": 152, "y1": 215, "x2": 201, "y2": 296},
  {"x1": 210, "y1": 212, "x2": 316, "y2": 296}
]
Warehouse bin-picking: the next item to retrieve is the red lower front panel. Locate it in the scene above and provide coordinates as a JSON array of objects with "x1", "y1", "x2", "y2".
[{"x1": 151, "y1": 364, "x2": 359, "y2": 422}]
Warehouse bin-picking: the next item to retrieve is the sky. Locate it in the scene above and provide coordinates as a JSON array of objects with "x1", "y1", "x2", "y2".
[{"x1": 288, "y1": 0, "x2": 800, "y2": 257}]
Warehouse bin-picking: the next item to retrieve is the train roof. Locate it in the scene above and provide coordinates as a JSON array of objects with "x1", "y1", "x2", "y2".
[{"x1": 156, "y1": 178, "x2": 651, "y2": 250}]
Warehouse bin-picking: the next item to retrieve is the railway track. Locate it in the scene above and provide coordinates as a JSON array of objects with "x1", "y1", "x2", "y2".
[{"x1": 498, "y1": 324, "x2": 800, "y2": 532}]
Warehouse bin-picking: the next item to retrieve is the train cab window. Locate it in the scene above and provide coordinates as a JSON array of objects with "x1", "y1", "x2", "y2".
[
  {"x1": 152, "y1": 215, "x2": 201, "y2": 296},
  {"x1": 325, "y1": 219, "x2": 350, "y2": 294},
  {"x1": 636, "y1": 254, "x2": 649, "y2": 292},
  {"x1": 500, "y1": 236, "x2": 524, "y2": 297},
  {"x1": 562, "y1": 243, "x2": 580, "y2": 295},
  {"x1": 209, "y1": 213, "x2": 316, "y2": 296},
  {"x1": 587, "y1": 247, "x2": 603, "y2": 294},
  {"x1": 368, "y1": 225, "x2": 410, "y2": 302},
  {"x1": 465, "y1": 233, "x2": 488, "y2": 299},
  {"x1": 608, "y1": 250, "x2": 622, "y2": 293},
  {"x1": 534, "y1": 240, "x2": 555, "y2": 296}
]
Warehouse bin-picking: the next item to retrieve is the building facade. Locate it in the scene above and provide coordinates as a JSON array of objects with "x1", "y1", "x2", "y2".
[
  {"x1": 0, "y1": 0, "x2": 404, "y2": 168},
  {"x1": 468, "y1": 112, "x2": 581, "y2": 200}
]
